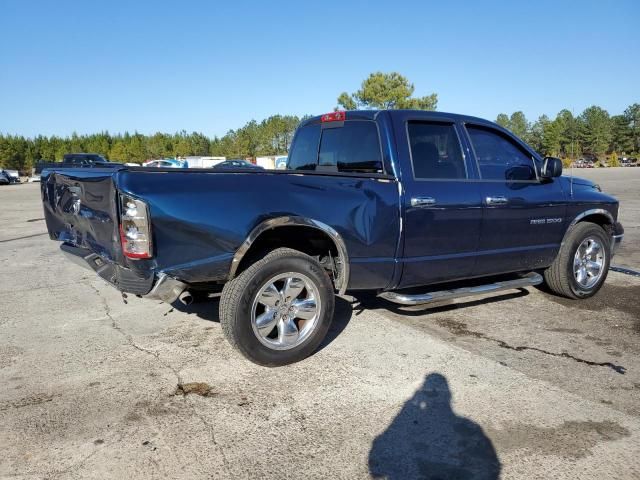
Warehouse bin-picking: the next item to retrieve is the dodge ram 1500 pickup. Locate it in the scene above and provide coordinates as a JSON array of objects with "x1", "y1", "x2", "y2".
[{"x1": 41, "y1": 110, "x2": 624, "y2": 366}]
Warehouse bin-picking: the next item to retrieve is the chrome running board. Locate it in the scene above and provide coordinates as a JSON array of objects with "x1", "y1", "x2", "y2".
[{"x1": 378, "y1": 272, "x2": 543, "y2": 306}]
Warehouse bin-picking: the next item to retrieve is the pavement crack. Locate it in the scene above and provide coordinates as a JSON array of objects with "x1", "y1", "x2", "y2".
[
  {"x1": 185, "y1": 397, "x2": 232, "y2": 474},
  {"x1": 0, "y1": 232, "x2": 49, "y2": 243},
  {"x1": 493, "y1": 340, "x2": 627, "y2": 374},
  {"x1": 436, "y1": 318, "x2": 626, "y2": 374},
  {"x1": 89, "y1": 283, "x2": 183, "y2": 385},
  {"x1": 0, "y1": 279, "x2": 92, "y2": 295},
  {"x1": 50, "y1": 448, "x2": 99, "y2": 478},
  {"x1": 610, "y1": 265, "x2": 640, "y2": 278}
]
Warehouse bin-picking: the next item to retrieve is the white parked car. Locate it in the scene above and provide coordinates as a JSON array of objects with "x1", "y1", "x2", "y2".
[{"x1": 143, "y1": 159, "x2": 187, "y2": 168}]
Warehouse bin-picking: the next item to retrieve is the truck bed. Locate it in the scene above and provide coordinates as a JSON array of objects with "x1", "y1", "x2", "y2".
[{"x1": 41, "y1": 166, "x2": 401, "y2": 294}]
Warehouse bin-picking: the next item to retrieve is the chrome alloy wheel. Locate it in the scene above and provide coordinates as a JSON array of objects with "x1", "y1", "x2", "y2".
[
  {"x1": 573, "y1": 237, "x2": 605, "y2": 289},
  {"x1": 250, "y1": 272, "x2": 322, "y2": 350}
]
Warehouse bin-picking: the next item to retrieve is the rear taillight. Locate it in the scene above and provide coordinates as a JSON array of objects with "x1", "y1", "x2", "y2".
[{"x1": 119, "y1": 194, "x2": 152, "y2": 259}]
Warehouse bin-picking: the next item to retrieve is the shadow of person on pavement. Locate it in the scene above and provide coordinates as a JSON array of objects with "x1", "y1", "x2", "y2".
[{"x1": 369, "y1": 373, "x2": 501, "y2": 480}]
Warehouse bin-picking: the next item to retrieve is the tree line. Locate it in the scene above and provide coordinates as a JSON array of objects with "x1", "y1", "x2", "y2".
[
  {"x1": 495, "y1": 104, "x2": 640, "y2": 166},
  {"x1": 0, "y1": 114, "x2": 302, "y2": 172},
  {"x1": 1, "y1": 71, "x2": 638, "y2": 172},
  {"x1": 337, "y1": 73, "x2": 639, "y2": 164}
]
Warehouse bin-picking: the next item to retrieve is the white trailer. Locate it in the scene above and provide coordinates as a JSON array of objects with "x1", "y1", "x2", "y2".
[
  {"x1": 255, "y1": 156, "x2": 275, "y2": 169},
  {"x1": 256, "y1": 155, "x2": 288, "y2": 170}
]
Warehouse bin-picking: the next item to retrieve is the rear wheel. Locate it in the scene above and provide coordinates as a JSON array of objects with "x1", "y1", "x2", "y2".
[
  {"x1": 544, "y1": 222, "x2": 610, "y2": 299},
  {"x1": 219, "y1": 248, "x2": 335, "y2": 366}
]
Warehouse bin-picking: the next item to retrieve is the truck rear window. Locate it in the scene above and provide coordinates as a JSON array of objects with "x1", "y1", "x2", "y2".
[{"x1": 288, "y1": 121, "x2": 383, "y2": 174}]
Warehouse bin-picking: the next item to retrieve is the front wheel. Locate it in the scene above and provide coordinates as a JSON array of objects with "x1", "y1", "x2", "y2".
[
  {"x1": 544, "y1": 222, "x2": 610, "y2": 299},
  {"x1": 219, "y1": 248, "x2": 335, "y2": 366}
]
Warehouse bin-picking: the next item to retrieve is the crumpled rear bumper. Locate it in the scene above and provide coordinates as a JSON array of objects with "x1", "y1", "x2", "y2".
[
  {"x1": 145, "y1": 273, "x2": 189, "y2": 303},
  {"x1": 60, "y1": 243, "x2": 186, "y2": 303}
]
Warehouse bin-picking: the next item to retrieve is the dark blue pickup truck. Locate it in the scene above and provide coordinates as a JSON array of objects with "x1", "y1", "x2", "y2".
[{"x1": 41, "y1": 110, "x2": 624, "y2": 366}]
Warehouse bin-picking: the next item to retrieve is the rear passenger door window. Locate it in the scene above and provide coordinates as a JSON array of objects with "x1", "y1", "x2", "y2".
[
  {"x1": 407, "y1": 122, "x2": 466, "y2": 179},
  {"x1": 466, "y1": 125, "x2": 537, "y2": 181}
]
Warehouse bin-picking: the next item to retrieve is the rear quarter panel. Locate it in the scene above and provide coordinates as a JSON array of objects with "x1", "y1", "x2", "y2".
[{"x1": 115, "y1": 170, "x2": 400, "y2": 289}]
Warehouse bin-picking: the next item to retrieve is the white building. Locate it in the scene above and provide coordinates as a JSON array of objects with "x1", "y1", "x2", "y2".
[{"x1": 184, "y1": 156, "x2": 226, "y2": 168}]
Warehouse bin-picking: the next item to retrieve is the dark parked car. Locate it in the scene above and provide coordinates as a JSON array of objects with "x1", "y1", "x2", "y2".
[
  {"x1": 62, "y1": 153, "x2": 112, "y2": 165},
  {"x1": 0, "y1": 169, "x2": 20, "y2": 183},
  {"x1": 35, "y1": 153, "x2": 119, "y2": 174},
  {"x1": 0, "y1": 170, "x2": 10, "y2": 185},
  {"x1": 41, "y1": 110, "x2": 623, "y2": 366},
  {"x1": 212, "y1": 159, "x2": 263, "y2": 170}
]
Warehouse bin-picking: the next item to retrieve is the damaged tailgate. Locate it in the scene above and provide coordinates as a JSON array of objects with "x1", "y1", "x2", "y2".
[{"x1": 41, "y1": 167, "x2": 155, "y2": 295}]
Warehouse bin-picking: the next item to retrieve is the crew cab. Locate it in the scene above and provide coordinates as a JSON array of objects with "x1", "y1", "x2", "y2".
[{"x1": 41, "y1": 110, "x2": 624, "y2": 366}]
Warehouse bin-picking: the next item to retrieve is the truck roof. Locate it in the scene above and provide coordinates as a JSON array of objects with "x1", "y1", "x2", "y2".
[{"x1": 300, "y1": 110, "x2": 498, "y2": 128}]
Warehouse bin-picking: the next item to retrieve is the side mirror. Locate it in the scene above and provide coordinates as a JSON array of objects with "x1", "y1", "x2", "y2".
[{"x1": 541, "y1": 157, "x2": 563, "y2": 179}]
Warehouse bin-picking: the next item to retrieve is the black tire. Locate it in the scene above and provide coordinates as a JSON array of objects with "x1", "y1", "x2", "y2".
[
  {"x1": 544, "y1": 222, "x2": 610, "y2": 299},
  {"x1": 219, "y1": 248, "x2": 335, "y2": 366}
]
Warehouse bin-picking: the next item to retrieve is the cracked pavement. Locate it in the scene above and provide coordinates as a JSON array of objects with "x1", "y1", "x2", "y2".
[{"x1": 1, "y1": 171, "x2": 640, "y2": 479}]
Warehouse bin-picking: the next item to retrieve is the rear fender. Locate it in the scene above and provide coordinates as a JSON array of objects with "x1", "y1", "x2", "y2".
[{"x1": 228, "y1": 216, "x2": 350, "y2": 295}]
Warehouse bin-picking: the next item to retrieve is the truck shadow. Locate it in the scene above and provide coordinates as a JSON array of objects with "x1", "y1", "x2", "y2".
[
  {"x1": 369, "y1": 372, "x2": 501, "y2": 480},
  {"x1": 172, "y1": 295, "x2": 354, "y2": 352},
  {"x1": 353, "y1": 288, "x2": 529, "y2": 318},
  {"x1": 172, "y1": 288, "x2": 529, "y2": 357}
]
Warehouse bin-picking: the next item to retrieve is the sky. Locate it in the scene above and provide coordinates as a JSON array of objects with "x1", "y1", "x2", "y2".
[{"x1": 1, "y1": 0, "x2": 638, "y2": 138}]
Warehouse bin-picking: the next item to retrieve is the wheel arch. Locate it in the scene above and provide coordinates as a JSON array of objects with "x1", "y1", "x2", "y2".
[
  {"x1": 228, "y1": 216, "x2": 349, "y2": 295},
  {"x1": 561, "y1": 209, "x2": 615, "y2": 248},
  {"x1": 567, "y1": 208, "x2": 614, "y2": 234}
]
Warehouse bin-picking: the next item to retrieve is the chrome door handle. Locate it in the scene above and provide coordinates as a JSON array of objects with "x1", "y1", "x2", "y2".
[
  {"x1": 411, "y1": 196, "x2": 437, "y2": 207},
  {"x1": 485, "y1": 195, "x2": 508, "y2": 205}
]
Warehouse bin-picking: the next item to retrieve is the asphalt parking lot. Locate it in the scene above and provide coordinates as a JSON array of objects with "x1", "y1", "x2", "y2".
[{"x1": 1, "y1": 169, "x2": 639, "y2": 479}]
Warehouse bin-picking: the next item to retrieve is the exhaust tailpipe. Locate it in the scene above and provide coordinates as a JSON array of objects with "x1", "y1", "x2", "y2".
[{"x1": 178, "y1": 291, "x2": 193, "y2": 306}]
